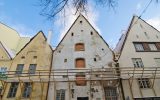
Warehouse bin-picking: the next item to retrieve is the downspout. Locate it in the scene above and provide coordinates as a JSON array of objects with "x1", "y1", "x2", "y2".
[
  {"x1": 46, "y1": 49, "x2": 53, "y2": 100},
  {"x1": 115, "y1": 61, "x2": 125, "y2": 100}
]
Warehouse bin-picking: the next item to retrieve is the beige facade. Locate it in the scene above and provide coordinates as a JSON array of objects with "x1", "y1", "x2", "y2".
[
  {"x1": 0, "y1": 22, "x2": 30, "y2": 54},
  {"x1": 1, "y1": 32, "x2": 53, "y2": 100},
  {"x1": 115, "y1": 16, "x2": 160, "y2": 100}
]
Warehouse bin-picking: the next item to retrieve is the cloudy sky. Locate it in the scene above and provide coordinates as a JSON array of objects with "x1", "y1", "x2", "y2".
[{"x1": 0, "y1": 0, "x2": 160, "y2": 49}]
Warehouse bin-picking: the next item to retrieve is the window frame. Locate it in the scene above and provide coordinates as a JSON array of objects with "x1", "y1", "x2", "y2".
[
  {"x1": 104, "y1": 87, "x2": 117, "y2": 100},
  {"x1": 7, "y1": 82, "x2": 19, "y2": 98},
  {"x1": 132, "y1": 58, "x2": 144, "y2": 68},
  {"x1": 137, "y1": 78, "x2": 151, "y2": 88},
  {"x1": 133, "y1": 42, "x2": 160, "y2": 52},
  {"x1": 28, "y1": 64, "x2": 37, "y2": 74},
  {"x1": 22, "y1": 82, "x2": 32, "y2": 98},
  {"x1": 15, "y1": 64, "x2": 24, "y2": 75},
  {"x1": 56, "y1": 89, "x2": 65, "y2": 100}
]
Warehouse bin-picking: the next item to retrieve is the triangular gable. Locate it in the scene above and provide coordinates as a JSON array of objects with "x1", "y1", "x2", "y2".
[
  {"x1": 0, "y1": 41, "x2": 14, "y2": 59},
  {"x1": 16, "y1": 31, "x2": 52, "y2": 56},
  {"x1": 54, "y1": 14, "x2": 113, "y2": 54},
  {"x1": 116, "y1": 15, "x2": 160, "y2": 60}
]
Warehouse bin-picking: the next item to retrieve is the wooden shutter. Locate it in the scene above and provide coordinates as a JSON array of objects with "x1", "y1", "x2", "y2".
[
  {"x1": 142, "y1": 43, "x2": 150, "y2": 51},
  {"x1": 75, "y1": 43, "x2": 84, "y2": 51},
  {"x1": 155, "y1": 43, "x2": 160, "y2": 50},
  {"x1": 76, "y1": 58, "x2": 85, "y2": 68},
  {"x1": 76, "y1": 74, "x2": 86, "y2": 86}
]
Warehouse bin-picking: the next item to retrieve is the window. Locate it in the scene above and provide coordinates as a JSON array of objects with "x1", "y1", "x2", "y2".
[
  {"x1": 148, "y1": 43, "x2": 157, "y2": 51},
  {"x1": 56, "y1": 89, "x2": 65, "y2": 100},
  {"x1": 134, "y1": 42, "x2": 160, "y2": 52},
  {"x1": 75, "y1": 43, "x2": 85, "y2": 51},
  {"x1": 155, "y1": 43, "x2": 160, "y2": 50},
  {"x1": 71, "y1": 33, "x2": 74, "y2": 36},
  {"x1": 132, "y1": 58, "x2": 144, "y2": 68},
  {"x1": 7, "y1": 82, "x2": 19, "y2": 98},
  {"x1": 138, "y1": 78, "x2": 151, "y2": 88},
  {"x1": 134, "y1": 43, "x2": 144, "y2": 51},
  {"x1": 91, "y1": 31, "x2": 93, "y2": 35},
  {"x1": 75, "y1": 58, "x2": 85, "y2": 68},
  {"x1": 64, "y1": 59, "x2": 67, "y2": 62},
  {"x1": 15, "y1": 64, "x2": 24, "y2": 75},
  {"x1": 155, "y1": 58, "x2": 160, "y2": 67},
  {"x1": 104, "y1": 87, "x2": 117, "y2": 100},
  {"x1": 29, "y1": 64, "x2": 36, "y2": 74},
  {"x1": 75, "y1": 73, "x2": 86, "y2": 86},
  {"x1": 22, "y1": 82, "x2": 32, "y2": 98}
]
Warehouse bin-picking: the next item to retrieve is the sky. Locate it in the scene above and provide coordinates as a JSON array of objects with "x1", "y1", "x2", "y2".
[{"x1": 0, "y1": 0, "x2": 160, "y2": 49}]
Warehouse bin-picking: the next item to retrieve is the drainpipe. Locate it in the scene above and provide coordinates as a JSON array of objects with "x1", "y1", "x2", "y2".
[{"x1": 115, "y1": 62, "x2": 125, "y2": 100}]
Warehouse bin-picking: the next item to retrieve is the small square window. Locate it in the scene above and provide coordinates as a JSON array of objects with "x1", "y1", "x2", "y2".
[
  {"x1": 71, "y1": 33, "x2": 74, "y2": 36},
  {"x1": 91, "y1": 31, "x2": 93, "y2": 35},
  {"x1": 64, "y1": 59, "x2": 67, "y2": 62},
  {"x1": 94, "y1": 58, "x2": 97, "y2": 62},
  {"x1": 80, "y1": 21, "x2": 82, "y2": 24}
]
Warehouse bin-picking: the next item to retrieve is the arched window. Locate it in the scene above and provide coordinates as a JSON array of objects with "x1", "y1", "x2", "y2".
[
  {"x1": 75, "y1": 43, "x2": 85, "y2": 51},
  {"x1": 75, "y1": 58, "x2": 85, "y2": 68}
]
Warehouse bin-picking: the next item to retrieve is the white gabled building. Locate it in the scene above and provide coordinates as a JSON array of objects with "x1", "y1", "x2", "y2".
[
  {"x1": 48, "y1": 14, "x2": 122, "y2": 100},
  {"x1": 115, "y1": 16, "x2": 160, "y2": 100}
]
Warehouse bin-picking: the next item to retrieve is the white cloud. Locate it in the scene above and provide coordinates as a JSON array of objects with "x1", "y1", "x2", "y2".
[
  {"x1": 11, "y1": 24, "x2": 33, "y2": 37},
  {"x1": 147, "y1": 17, "x2": 160, "y2": 31},
  {"x1": 56, "y1": 1, "x2": 100, "y2": 41}
]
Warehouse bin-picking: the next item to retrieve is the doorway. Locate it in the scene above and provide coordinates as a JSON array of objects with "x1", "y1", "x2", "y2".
[{"x1": 77, "y1": 97, "x2": 89, "y2": 100}]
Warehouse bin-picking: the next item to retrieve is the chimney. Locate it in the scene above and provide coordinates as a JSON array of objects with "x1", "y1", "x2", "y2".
[{"x1": 47, "y1": 30, "x2": 52, "y2": 45}]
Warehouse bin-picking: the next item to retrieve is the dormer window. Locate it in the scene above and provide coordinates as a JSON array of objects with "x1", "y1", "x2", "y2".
[{"x1": 75, "y1": 43, "x2": 85, "y2": 51}]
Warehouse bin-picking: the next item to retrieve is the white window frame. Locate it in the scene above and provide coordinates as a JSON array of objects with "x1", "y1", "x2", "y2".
[
  {"x1": 132, "y1": 58, "x2": 144, "y2": 68},
  {"x1": 7, "y1": 82, "x2": 19, "y2": 98},
  {"x1": 138, "y1": 78, "x2": 151, "y2": 88},
  {"x1": 134, "y1": 43, "x2": 144, "y2": 51},
  {"x1": 56, "y1": 89, "x2": 65, "y2": 100},
  {"x1": 104, "y1": 87, "x2": 117, "y2": 100},
  {"x1": 148, "y1": 43, "x2": 157, "y2": 51}
]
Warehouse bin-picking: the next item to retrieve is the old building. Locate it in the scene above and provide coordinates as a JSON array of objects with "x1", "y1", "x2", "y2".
[
  {"x1": 1, "y1": 31, "x2": 53, "y2": 100},
  {"x1": 48, "y1": 14, "x2": 122, "y2": 100},
  {"x1": 115, "y1": 16, "x2": 160, "y2": 100},
  {"x1": 0, "y1": 22, "x2": 30, "y2": 54}
]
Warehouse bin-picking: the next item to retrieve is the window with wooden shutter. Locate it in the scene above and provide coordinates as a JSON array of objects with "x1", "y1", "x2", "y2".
[
  {"x1": 142, "y1": 43, "x2": 150, "y2": 51},
  {"x1": 75, "y1": 43, "x2": 85, "y2": 51},
  {"x1": 75, "y1": 58, "x2": 85, "y2": 68},
  {"x1": 75, "y1": 73, "x2": 86, "y2": 86},
  {"x1": 155, "y1": 43, "x2": 160, "y2": 50}
]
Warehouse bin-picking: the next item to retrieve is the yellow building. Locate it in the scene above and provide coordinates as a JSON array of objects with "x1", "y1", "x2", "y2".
[
  {"x1": 0, "y1": 22, "x2": 30, "y2": 54},
  {"x1": 1, "y1": 31, "x2": 53, "y2": 100}
]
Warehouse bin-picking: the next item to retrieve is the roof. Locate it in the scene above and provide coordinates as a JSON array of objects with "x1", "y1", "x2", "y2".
[
  {"x1": 114, "y1": 15, "x2": 160, "y2": 59},
  {"x1": 0, "y1": 41, "x2": 15, "y2": 59},
  {"x1": 54, "y1": 14, "x2": 113, "y2": 54},
  {"x1": 16, "y1": 31, "x2": 53, "y2": 56}
]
